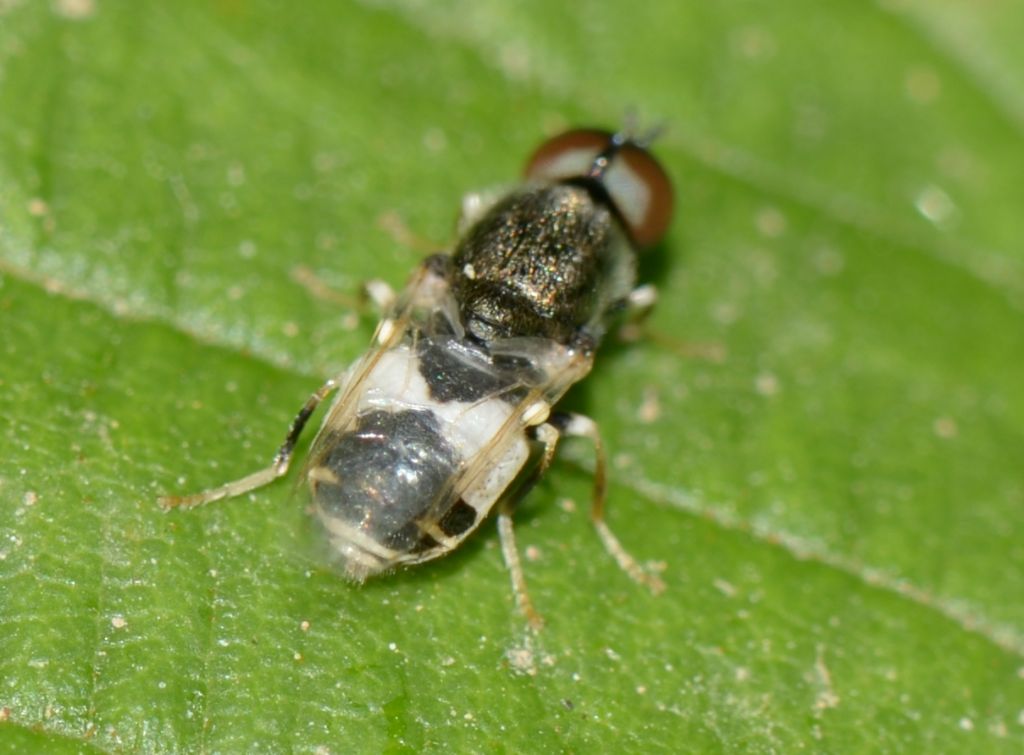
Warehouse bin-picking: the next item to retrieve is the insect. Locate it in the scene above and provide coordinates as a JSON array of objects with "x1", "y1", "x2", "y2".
[{"x1": 161, "y1": 126, "x2": 673, "y2": 629}]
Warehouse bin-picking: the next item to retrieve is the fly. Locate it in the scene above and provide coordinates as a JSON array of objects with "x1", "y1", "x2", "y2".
[{"x1": 161, "y1": 127, "x2": 674, "y2": 629}]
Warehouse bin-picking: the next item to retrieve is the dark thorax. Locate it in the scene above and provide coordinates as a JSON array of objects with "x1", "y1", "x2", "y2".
[{"x1": 451, "y1": 183, "x2": 636, "y2": 347}]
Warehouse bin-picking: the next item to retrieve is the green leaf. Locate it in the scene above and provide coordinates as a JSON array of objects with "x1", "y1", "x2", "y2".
[{"x1": 2, "y1": 1, "x2": 1022, "y2": 751}]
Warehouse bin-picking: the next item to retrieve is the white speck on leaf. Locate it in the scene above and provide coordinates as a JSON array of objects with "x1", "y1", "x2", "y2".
[
  {"x1": 54, "y1": 0, "x2": 95, "y2": 21},
  {"x1": 755, "y1": 207, "x2": 786, "y2": 238},
  {"x1": 933, "y1": 417, "x2": 958, "y2": 439},
  {"x1": 915, "y1": 185, "x2": 956, "y2": 225},
  {"x1": 905, "y1": 65, "x2": 942, "y2": 104},
  {"x1": 755, "y1": 373, "x2": 779, "y2": 397},
  {"x1": 714, "y1": 578, "x2": 738, "y2": 597}
]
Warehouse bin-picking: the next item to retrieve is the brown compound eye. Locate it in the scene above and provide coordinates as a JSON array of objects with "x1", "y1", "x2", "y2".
[{"x1": 525, "y1": 128, "x2": 674, "y2": 248}]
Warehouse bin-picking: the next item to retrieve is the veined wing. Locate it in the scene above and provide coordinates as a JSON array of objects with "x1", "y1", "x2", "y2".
[
  {"x1": 385, "y1": 332, "x2": 594, "y2": 566},
  {"x1": 299, "y1": 258, "x2": 458, "y2": 482},
  {"x1": 296, "y1": 256, "x2": 594, "y2": 574}
]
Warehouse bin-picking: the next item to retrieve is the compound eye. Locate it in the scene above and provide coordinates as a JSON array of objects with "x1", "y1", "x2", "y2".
[
  {"x1": 525, "y1": 128, "x2": 674, "y2": 248},
  {"x1": 525, "y1": 128, "x2": 613, "y2": 183}
]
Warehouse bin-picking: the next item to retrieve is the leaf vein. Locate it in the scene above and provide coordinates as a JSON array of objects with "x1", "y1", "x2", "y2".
[{"x1": 618, "y1": 470, "x2": 1024, "y2": 659}]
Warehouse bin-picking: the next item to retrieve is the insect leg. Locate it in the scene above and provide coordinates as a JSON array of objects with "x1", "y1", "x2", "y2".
[
  {"x1": 626, "y1": 283, "x2": 659, "y2": 318},
  {"x1": 496, "y1": 422, "x2": 561, "y2": 632},
  {"x1": 552, "y1": 412, "x2": 666, "y2": 594},
  {"x1": 361, "y1": 279, "x2": 396, "y2": 313},
  {"x1": 457, "y1": 189, "x2": 506, "y2": 235},
  {"x1": 158, "y1": 377, "x2": 341, "y2": 511},
  {"x1": 289, "y1": 265, "x2": 397, "y2": 327},
  {"x1": 616, "y1": 285, "x2": 725, "y2": 362},
  {"x1": 497, "y1": 508, "x2": 543, "y2": 633},
  {"x1": 614, "y1": 283, "x2": 658, "y2": 342}
]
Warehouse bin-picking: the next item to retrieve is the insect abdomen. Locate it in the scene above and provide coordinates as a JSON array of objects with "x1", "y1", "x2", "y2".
[
  {"x1": 309, "y1": 344, "x2": 530, "y2": 580},
  {"x1": 311, "y1": 407, "x2": 459, "y2": 568}
]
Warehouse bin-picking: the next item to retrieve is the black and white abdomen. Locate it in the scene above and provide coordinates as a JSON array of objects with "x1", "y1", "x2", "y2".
[
  {"x1": 160, "y1": 126, "x2": 674, "y2": 627},
  {"x1": 308, "y1": 340, "x2": 531, "y2": 581},
  {"x1": 310, "y1": 408, "x2": 459, "y2": 576}
]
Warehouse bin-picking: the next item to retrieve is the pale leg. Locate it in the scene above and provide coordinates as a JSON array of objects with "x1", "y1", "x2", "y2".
[
  {"x1": 159, "y1": 376, "x2": 341, "y2": 510},
  {"x1": 496, "y1": 423, "x2": 560, "y2": 632},
  {"x1": 288, "y1": 266, "x2": 396, "y2": 316},
  {"x1": 362, "y1": 279, "x2": 396, "y2": 313},
  {"x1": 616, "y1": 285, "x2": 725, "y2": 361},
  {"x1": 497, "y1": 507, "x2": 544, "y2": 633},
  {"x1": 552, "y1": 412, "x2": 666, "y2": 594},
  {"x1": 615, "y1": 284, "x2": 658, "y2": 342}
]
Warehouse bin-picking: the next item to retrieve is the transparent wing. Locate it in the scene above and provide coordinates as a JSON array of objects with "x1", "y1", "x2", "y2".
[
  {"x1": 388, "y1": 332, "x2": 594, "y2": 566},
  {"x1": 297, "y1": 255, "x2": 594, "y2": 568},
  {"x1": 299, "y1": 257, "x2": 459, "y2": 481}
]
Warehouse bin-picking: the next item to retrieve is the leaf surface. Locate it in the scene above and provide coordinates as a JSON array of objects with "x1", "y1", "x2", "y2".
[{"x1": 1, "y1": 1, "x2": 1022, "y2": 751}]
